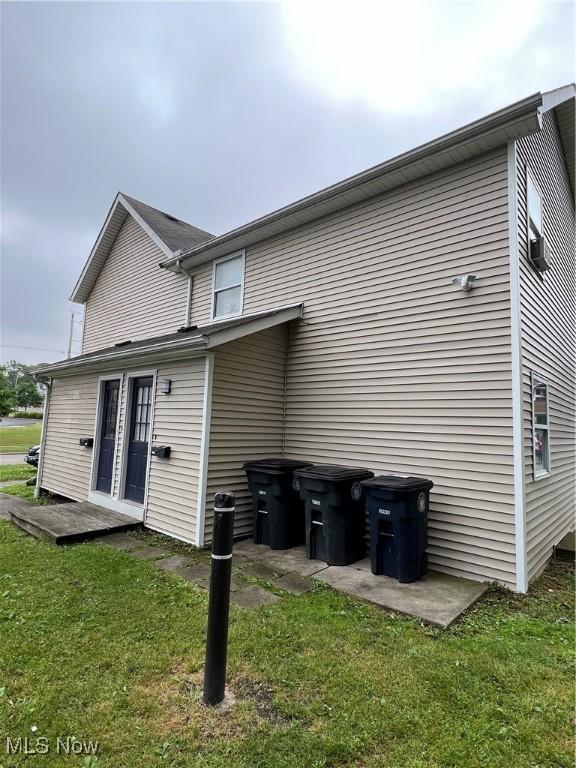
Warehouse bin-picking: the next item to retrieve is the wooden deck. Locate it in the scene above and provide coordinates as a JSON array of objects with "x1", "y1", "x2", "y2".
[{"x1": 10, "y1": 501, "x2": 142, "y2": 545}]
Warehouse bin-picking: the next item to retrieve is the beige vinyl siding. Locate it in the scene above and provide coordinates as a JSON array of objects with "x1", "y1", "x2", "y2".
[
  {"x1": 40, "y1": 372, "x2": 99, "y2": 501},
  {"x1": 145, "y1": 357, "x2": 206, "y2": 543},
  {"x1": 203, "y1": 326, "x2": 286, "y2": 543},
  {"x1": 190, "y1": 148, "x2": 517, "y2": 586},
  {"x1": 82, "y1": 216, "x2": 188, "y2": 353},
  {"x1": 516, "y1": 112, "x2": 576, "y2": 581}
]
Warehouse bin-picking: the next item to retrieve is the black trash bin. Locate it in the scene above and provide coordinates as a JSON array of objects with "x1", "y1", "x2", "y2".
[
  {"x1": 243, "y1": 459, "x2": 313, "y2": 549},
  {"x1": 361, "y1": 475, "x2": 434, "y2": 583},
  {"x1": 294, "y1": 464, "x2": 374, "y2": 566}
]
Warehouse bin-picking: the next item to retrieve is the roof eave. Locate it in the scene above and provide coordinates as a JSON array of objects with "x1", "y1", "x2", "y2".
[
  {"x1": 34, "y1": 303, "x2": 303, "y2": 378},
  {"x1": 161, "y1": 91, "x2": 544, "y2": 272},
  {"x1": 70, "y1": 193, "x2": 176, "y2": 304},
  {"x1": 34, "y1": 336, "x2": 209, "y2": 378}
]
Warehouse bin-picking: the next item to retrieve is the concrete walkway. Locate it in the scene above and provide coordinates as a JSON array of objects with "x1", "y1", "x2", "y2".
[
  {"x1": 0, "y1": 479, "x2": 28, "y2": 489},
  {"x1": 234, "y1": 540, "x2": 487, "y2": 627},
  {"x1": 1, "y1": 494, "x2": 486, "y2": 625},
  {"x1": 0, "y1": 454, "x2": 26, "y2": 465},
  {"x1": 0, "y1": 418, "x2": 42, "y2": 426},
  {"x1": 98, "y1": 532, "x2": 311, "y2": 609}
]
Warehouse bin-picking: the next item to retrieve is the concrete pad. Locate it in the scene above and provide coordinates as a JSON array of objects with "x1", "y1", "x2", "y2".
[
  {"x1": 235, "y1": 560, "x2": 283, "y2": 581},
  {"x1": 0, "y1": 493, "x2": 36, "y2": 520},
  {"x1": 231, "y1": 585, "x2": 280, "y2": 609},
  {"x1": 314, "y1": 565, "x2": 487, "y2": 628},
  {"x1": 0, "y1": 480, "x2": 28, "y2": 489},
  {"x1": 129, "y1": 546, "x2": 172, "y2": 560},
  {"x1": 274, "y1": 572, "x2": 314, "y2": 595},
  {"x1": 234, "y1": 540, "x2": 329, "y2": 577},
  {"x1": 153, "y1": 554, "x2": 196, "y2": 572},
  {"x1": 97, "y1": 532, "x2": 147, "y2": 551}
]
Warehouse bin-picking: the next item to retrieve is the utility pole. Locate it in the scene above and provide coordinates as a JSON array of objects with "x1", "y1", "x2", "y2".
[{"x1": 66, "y1": 312, "x2": 75, "y2": 359}]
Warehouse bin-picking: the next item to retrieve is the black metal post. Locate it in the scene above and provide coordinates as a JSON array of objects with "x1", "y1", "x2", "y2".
[{"x1": 203, "y1": 491, "x2": 235, "y2": 706}]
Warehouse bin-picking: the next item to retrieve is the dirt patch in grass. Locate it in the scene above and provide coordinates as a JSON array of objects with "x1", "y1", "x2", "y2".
[
  {"x1": 230, "y1": 675, "x2": 292, "y2": 726},
  {"x1": 131, "y1": 662, "x2": 291, "y2": 744}
]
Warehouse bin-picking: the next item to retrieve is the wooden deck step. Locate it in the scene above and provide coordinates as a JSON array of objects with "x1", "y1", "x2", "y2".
[{"x1": 10, "y1": 501, "x2": 142, "y2": 545}]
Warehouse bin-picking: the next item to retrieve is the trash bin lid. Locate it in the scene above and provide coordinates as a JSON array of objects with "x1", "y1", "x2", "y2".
[
  {"x1": 294, "y1": 464, "x2": 374, "y2": 482},
  {"x1": 243, "y1": 458, "x2": 313, "y2": 471},
  {"x1": 360, "y1": 475, "x2": 434, "y2": 492}
]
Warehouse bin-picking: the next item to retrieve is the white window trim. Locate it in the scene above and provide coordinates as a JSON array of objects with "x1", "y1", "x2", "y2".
[
  {"x1": 531, "y1": 371, "x2": 551, "y2": 481},
  {"x1": 210, "y1": 250, "x2": 245, "y2": 321},
  {"x1": 526, "y1": 167, "x2": 544, "y2": 243}
]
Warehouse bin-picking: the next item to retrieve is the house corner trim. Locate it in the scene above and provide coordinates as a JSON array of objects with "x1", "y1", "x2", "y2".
[
  {"x1": 34, "y1": 378, "x2": 52, "y2": 498},
  {"x1": 195, "y1": 352, "x2": 215, "y2": 546},
  {"x1": 507, "y1": 139, "x2": 528, "y2": 593}
]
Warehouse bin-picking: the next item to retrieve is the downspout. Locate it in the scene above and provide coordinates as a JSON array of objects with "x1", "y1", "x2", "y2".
[
  {"x1": 507, "y1": 139, "x2": 528, "y2": 593},
  {"x1": 175, "y1": 257, "x2": 194, "y2": 327},
  {"x1": 34, "y1": 376, "x2": 52, "y2": 498},
  {"x1": 186, "y1": 275, "x2": 194, "y2": 326},
  {"x1": 281, "y1": 323, "x2": 289, "y2": 456}
]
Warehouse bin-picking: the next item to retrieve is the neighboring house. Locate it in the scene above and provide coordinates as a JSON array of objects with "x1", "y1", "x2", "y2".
[{"x1": 35, "y1": 85, "x2": 575, "y2": 592}]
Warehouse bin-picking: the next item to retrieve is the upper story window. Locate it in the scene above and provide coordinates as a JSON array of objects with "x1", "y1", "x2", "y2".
[
  {"x1": 211, "y1": 251, "x2": 245, "y2": 320},
  {"x1": 532, "y1": 374, "x2": 550, "y2": 478},
  {"x1": 527, "y1": 171, "x2": 543, "y2": 241}
]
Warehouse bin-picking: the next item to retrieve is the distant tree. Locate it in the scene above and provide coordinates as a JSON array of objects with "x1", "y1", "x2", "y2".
[
  {"x1": 0, "y1": 369, "x2": 15, "y2": 417},
  {"x1": 4, "y1": 360, "x2": 37, "y2": 389},
  {"x1": 15, "y1": 379, "x2": 43, "y2": 411}
]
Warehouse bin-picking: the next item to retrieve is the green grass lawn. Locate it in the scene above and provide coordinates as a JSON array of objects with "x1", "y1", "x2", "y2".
[
  {"x1": 0, "y1": 464, "x2": 37, "y2": 483},
  {"x1": 0, "y1": 424, "x2": 42, "y2": 454},
  {"x1": 0, "y1": 522, "x2": 573, "y2": 768}
]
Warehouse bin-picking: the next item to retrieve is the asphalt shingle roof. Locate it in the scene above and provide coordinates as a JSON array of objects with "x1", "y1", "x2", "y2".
[{"x1": 122, "y1": 194, "x2": 213, "y2": 254}]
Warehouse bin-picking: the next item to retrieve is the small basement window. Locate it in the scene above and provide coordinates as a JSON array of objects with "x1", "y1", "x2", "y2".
[
  {"x1": 532, "y1": 375, "x2": 550, "y2": 478},
  {"x1": 527, "y1": 171, "x2": 543, "y2": 242},
  {"x1": 212, "y1": 252, "x2": 244, "y2": 319}
]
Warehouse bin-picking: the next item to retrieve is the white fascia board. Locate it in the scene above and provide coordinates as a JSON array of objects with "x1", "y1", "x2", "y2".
[
  {"x1": 34, "y1": 337, "x2": 208, "y2": 377},
  {"x1": 541, "y1": 84, "x2": 576, "y2": 112},
  {"x1": 205, "y1": 304, "x2": 303, "y2": 348},
  {"x1": 161, "y1": 92, "x2": 544, "y2": 272},
  {"x1": 117, "y1": 194, "x2": 174, "y2": 261},
  {"x1": 70, "y1": 193, "x2": 177, "y2": 304},
  {"x1": 70, "y1": 193, "x2": 126, "y2": 303},
  {"x1": 507, "y1": 139, "x2": 528, "y2": 594}
]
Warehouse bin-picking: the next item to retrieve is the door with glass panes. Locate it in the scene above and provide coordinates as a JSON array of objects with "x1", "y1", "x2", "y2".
[
  {"x1": 124, "y1": 377, "x2": 153, "y2": 504},
  {"x1": 95, "y1": 379, "x2": 120, "y2": 494}
]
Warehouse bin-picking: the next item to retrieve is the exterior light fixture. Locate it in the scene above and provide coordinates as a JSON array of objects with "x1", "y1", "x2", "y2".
[
  {"x1": 159, "y1": 378, "x2": 172, "y2": 394},
  {"x1": 452, "y1": 274, "x2": 478, "y2": 291}
]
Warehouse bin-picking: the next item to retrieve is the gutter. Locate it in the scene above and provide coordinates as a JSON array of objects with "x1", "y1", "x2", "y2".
[
  {"x1": 34, "y1": 335, "x2": 209, "y2": 377},
  {"x1": 33, "y1": 304, "x2": 303, "y2": 378},
  {"x1": 161, "y1": 92, "x2": 543, "y2": 271}
]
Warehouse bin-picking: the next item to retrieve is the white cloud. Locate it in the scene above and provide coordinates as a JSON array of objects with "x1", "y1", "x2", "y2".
[{"x1": 280, "y1": 0, "x2": 546, "y2": 113}]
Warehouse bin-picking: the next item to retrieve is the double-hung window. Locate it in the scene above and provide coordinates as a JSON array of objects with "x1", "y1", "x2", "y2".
[
  {"x1": 212, "y1": 252, "x2": 244, "y2": 319},
  {"x1": 532, "y1": 374, "x2": 550, "y2": 478},
  {"x1": 527, "y1": 171, "x2": 543, "y2": 243}
]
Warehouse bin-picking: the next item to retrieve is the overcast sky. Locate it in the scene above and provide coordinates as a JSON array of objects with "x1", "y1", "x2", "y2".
[{"x1": 1, "y1": 0, "x2": 574, "y2": 364}]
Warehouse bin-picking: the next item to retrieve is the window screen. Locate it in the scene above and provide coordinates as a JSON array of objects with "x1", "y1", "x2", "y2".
[
  {"x1": 532, "y1": 376, "x2": 550, "y2": 477},
  {"x1": 213, "y1": 253, "x2": 243, "y2": 318}
]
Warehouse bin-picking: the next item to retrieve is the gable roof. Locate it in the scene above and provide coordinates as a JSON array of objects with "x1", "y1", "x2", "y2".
[
  {"x1": 160, "y1": 84, "x2": 575, "y2": 273},
  {"x1": 70, "y1": 193, "x2": 212, "y2": 303},
  {"x1": 34, "y1": 304, "x2": 302, "y2": 377}
]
